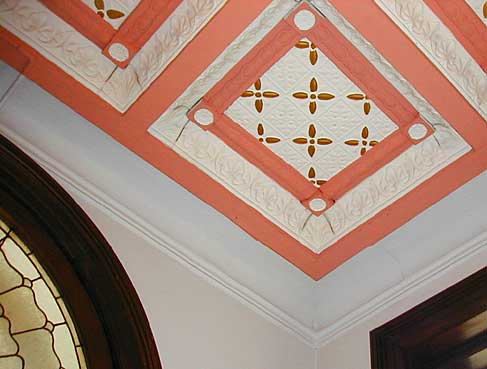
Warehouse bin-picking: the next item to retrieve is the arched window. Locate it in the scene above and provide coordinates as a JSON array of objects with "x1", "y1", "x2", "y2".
[
  {"x1": 0, "y1": 135, "x2": 162, "y2": 369},
  {"x1": 0, "y1": 221, "x2": 87, "y2": 369}
]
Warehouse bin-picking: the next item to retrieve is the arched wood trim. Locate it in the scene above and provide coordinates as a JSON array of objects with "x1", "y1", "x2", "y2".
[{"x1": 0, "y1": 134, "x2": 163, "y2": 369}]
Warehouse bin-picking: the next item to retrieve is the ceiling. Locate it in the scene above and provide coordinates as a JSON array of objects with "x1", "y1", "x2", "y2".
[{"x1": 1, "y1": 0, "x2": 486, "y2": 347}]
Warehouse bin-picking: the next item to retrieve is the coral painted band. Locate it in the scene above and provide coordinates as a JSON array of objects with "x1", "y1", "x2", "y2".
[
  {"x1": 39, "y1": 0, "x2": 185, "y2": 67},
  {"x1": 2, "y1": 0, "x2": 486, "y2": 279},
  {"x1": 190, "y1": 4, "x2": 428, "y2": 206},
  {"x1": 424, "y1": 0, "x2": 487, "y2": 72}
]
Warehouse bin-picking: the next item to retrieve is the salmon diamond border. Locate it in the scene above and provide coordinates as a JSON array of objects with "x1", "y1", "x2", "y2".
[
  {"x1": 2, "y1": 0, "x2": 486, "y2": 279},
  {"x1": 188, "y1": 4, "x2": 434, "y2": 214}
]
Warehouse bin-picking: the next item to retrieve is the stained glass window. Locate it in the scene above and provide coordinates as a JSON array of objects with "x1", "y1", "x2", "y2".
[{"x1": 0, "y1": 220, "x2": 88, "y2": 369}]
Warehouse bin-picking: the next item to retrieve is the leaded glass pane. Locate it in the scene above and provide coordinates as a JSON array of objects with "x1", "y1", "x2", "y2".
[{"x1": 0, "y1": 221, "x2": 88, "y2": 369}]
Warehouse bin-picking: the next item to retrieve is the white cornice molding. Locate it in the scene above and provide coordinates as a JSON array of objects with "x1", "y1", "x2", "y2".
[
  {"x1": 2, "y1": 123, "x2": 486, "y2": 350},
  {"x1": 374, "y1": 0, "x2": 487, "y2": 120},
  {"x1": 314, "y1": 229, "x2": 487, "y2": 346},
  {"x1": 0, "y1": 124, "x2": 318, "y2": 347}
]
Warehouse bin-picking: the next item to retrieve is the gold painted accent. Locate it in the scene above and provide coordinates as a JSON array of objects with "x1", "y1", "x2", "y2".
[
  {"x1": 293, "y1": 78, "x2": 335, "y2": 114},
  {"x1": 484, "y1": 1, "x2": 487, "y2": 18},
  {"x1": 241, "y1": 79, "x2": 280, "y2": 113},
  {"x1": 344, "y1": 126, "x2": 379, "y2": 156},
  {"x1": 308, "y1": 167, "x2": 326, "y2": 186},
  {"x1": 256, "y1": 123, "x2": 280, "y2": 144},
  {"x1": 346, "y1": 93, "x2": 372, "y2": 115},
  {"x1": 94, "y1": 0, "x2": 125, "y2": 19},
  {"x1": 295, "y1": 40, "x2": 318, "y2": 65},
  {"x1": 292, "y1": 124, "x2": 332, "y2": 158}
]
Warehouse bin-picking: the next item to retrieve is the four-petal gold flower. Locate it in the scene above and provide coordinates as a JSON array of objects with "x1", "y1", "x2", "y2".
[
  {"x1": 295, "y1": 40, "x2": 318, "y2": 65},
  {"x1": 94, "y1": 0, "x2": 125, "y2": 19},
  {"x1": 293, "y1": 124, "x2": 333, "y2": 158},
  {"x1": 347, "y1": 93, "x2": 372, "y2": 115},
  {"x1": 293, "y1": 78, "x2": 335, "y2": 114},
  {"x1": 257, "y1": 123, "x2": 280, "y2": 144},
  {"x1": 241, "y1": 79, "x2": 279, "y2": 113},
  {"x1": 344, "y1": 126, "x2": 379, "y2": 156},
  {"x1": 308, "y1": 167, "x2": 327, "y2": 186}
]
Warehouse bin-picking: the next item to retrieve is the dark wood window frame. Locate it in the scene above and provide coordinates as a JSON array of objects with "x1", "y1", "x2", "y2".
[
  {"x1": 0, "y1": 134, "x2": 162, "y2": 369},
  {"x1": 371, "y1": 266, "x2": 487, "y2": 369}
]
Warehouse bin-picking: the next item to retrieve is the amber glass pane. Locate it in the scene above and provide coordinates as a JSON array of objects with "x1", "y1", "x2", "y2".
[{"x1": 0, "y1": 221, "x2": 87, "y2": 369}]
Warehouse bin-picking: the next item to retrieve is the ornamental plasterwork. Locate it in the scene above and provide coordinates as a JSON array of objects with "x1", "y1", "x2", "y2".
[
  {"x1": 149, "y1": 0, "x2": 471, "y2": 253},
  {"x1": 465, "y1": 0, "x2": 487, "y2": 24},
  {"x1": 162, "y1": 109, "x2": 468, "y2": 253},
  {"x1": 0, "y1": 0, "x2": 116, "y2": 95},
  {"x1": 100, "y1": 0, "x2": 227, "y2": 111},
  {"x1": 0, "y1": 0, "x2": 226, "y2": 112},
  {"x1": 226, "y1": 41, "x2": 398, "y2": 182},
  {"x1": 0, "y1": 221, "x2": 87, "y2": 369},
  {"x1": 82, "y1": 0, "x2": 140, "y2": 29},
  {"x1": 375, "y1": 0, "x2": 487, "y2": 120}
]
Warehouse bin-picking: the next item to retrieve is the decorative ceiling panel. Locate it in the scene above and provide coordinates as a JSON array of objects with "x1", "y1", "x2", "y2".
[
  {"x1": 1, "y1": 0, "x2": 486, "y2": 279},
  {"x1": 81, "y1": 0, "x2": 141, "y2": 28},
  {"x1": 375, "y1": 0, "x2": 487, "y2": 119},
  {"x1": 0, "y1": 0, "x2": 226, "y2": 111},
  {"x1": 225, "y1": 39, "x2": 399, "y2": 183},
  {"x1": 150, "y1": 1, "x2": 470, "y2": 255}
]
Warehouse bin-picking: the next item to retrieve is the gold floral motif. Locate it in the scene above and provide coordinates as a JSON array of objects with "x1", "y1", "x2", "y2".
[
  {"x1": 344, "y1": 126, "x2": 379, "y2": 156},
  {"x1": 295, "y1": 40, "x2": 318, "y2": 65},
  {"x1": 293, "y1": 78, "x2": 335, "y2": 114},
  {"x1": 308, "y1": 167, "x2": 326, "y2": 186},
  {"x1": 347, "y1": 93, "x2": 372, "y2": 115},
  {"x1": 483, "y1": 1, "x2": 487, "y2": 18},
  {"x1": 94, "y1": 0, "x2": 125, "y2": 19},
  {"x1": 256, "y1": 123, "x2": 280, "y2": 144},
  {"x1": 293, "y1": 124, "x2": 333, "y2": 158},
  {"x1": 241, "y1": 79, "x2": 279, "y2": 113}
]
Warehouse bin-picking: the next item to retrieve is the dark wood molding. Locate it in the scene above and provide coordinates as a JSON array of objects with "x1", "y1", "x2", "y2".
[
  {"x1": 371, "y1": 267, "x2": 487, "y2": 369},
  {"x1": 0, "y1": 134, "x2": 163, "y2": 369}
]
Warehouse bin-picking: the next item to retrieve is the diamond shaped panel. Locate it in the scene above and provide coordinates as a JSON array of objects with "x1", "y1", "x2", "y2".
[{"x1": 225, "y1": 38, "x2": 399, "y2": 183}]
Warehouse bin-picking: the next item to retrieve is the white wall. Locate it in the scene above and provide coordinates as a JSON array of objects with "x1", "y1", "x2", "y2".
[
  {"x1": 1, "y1": 61, "x2": 486, "y2": 369},
  {"x1": 317, "y1": 245, "x2": 487, "y2": 369},
  {"x1": 70, "y1": 192, "x2": 315, "y2": 369}
]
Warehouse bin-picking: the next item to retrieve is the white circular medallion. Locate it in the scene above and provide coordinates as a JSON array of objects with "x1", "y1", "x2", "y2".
[
  {"x1": 194, "y1": 108, "x2": 214, "y2": 126},
  {"x1": 108, "y1": 43, "x2": 129, "y2": 62},
  {"x1": 309, "y1": 198, "x2": 327, "y2": 212},
  {"x1": 408, "y1": 123, "x2": 428, "y2": 140},
  {"x1": 294, "y1": 10, "x2": 316, "y2": 31}
]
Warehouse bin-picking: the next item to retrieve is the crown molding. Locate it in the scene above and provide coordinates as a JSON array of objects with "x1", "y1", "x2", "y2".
[
  {"x1": 0, "y1": 124, "x2": 318, "y2": 347},
  {"x1": 2, "y1": 122, "x2": 486, "y2": 350}
]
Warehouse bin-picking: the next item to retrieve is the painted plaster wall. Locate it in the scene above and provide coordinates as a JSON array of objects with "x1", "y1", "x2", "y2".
[
  {"x1": 317, "y1": 233, "x2": 487, "y2": 369},
  {"x1": 0, "y1": 61, "x2": 315, "y2": 369},
  {"x1": 1, "y1": 60, "x2": 486, "y2": 369},
  {"x1": 72, "y1": 194, "x2": 315, "y2": 369}
]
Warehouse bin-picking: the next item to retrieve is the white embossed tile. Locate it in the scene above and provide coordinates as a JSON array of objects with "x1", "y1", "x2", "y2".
[
  {"x1": 225, "y1": 38, "x2": 399, "y2": 185},
  {"x1": 81, "y1": 0, "x2": 141, "y2": 28}
]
